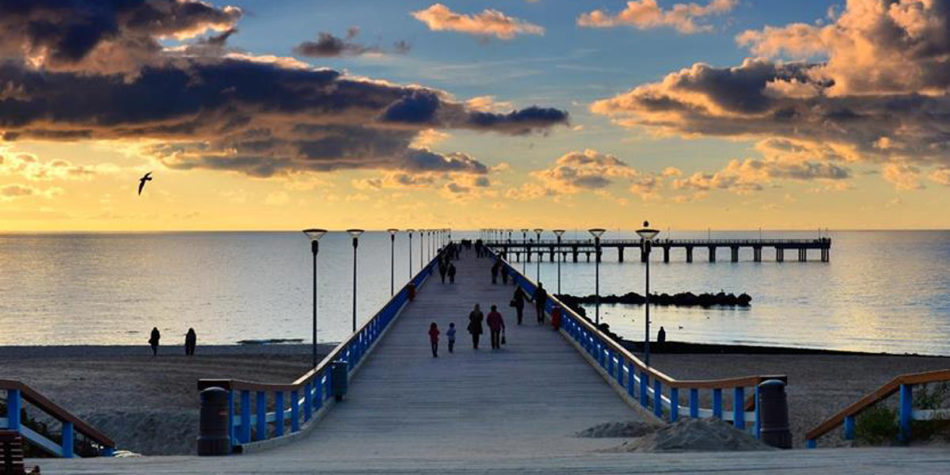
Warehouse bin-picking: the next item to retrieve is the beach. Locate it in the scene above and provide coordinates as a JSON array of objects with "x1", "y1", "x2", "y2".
[
  {"x1": 0, "y1": 344, "x2": 331, "y2": 456},
  {"x1": 4, "y1": 344, "x2": 946, "y2": 454}
]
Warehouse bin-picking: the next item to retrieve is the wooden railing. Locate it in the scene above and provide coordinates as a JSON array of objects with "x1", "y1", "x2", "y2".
[
  {"x1": 805, "y1": 368, "x2": 950, "y2": 448},
  {"x1": 493, "y1": 252, "x2": 786, "y2": 436},
  {"x1": 0, "y1": 380, "x2": 115, "y2": 457},
  {"x1": 196, "y1": 256, "x2": 437, "y2": 452}
]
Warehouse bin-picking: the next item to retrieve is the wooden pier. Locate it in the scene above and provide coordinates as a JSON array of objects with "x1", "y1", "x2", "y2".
[{"x1": 485, "y1": 238, "x2": 832, "y2": 263}]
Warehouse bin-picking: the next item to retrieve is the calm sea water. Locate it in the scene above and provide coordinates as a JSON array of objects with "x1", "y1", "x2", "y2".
[{"x1": 1, "y1": 231, "x2": 949, "y2": 355}]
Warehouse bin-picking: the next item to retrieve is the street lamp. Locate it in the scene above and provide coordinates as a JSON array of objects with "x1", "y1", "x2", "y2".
[
  {"x1": 521, "y1": 228, "x2": 528, "y2": 273},
  {"x1": 347, "y1": 229, "x2": 364, "y2": 332},
  {"x1": 419, "y1": 228, "x2": 425, "y2": 268},
  {"x1": 588, "y1": 228, "x2": 605, "y2": 326},
  {"x1": 302, "y1": 228, "x2": 326, "y2": 368},
  {"x1": 636, "y1": 221, "x2": 660, "y2": 366},
  {"x1": 407, "y1": 229, "x2": 414, "y2": 277},
  {"x1": 534, "y1": 228, "x2": 543, "y2": 281},
  {"x1": 387, "y1": 229, "x2": 398, "y2": 296},
  {"x1": 553, "y1": 229, "x2": 565, "y2": 294}
]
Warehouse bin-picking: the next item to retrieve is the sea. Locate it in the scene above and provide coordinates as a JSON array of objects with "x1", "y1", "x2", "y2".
[{"x1": 1, "y1": 230, "x2": 949, "y2": 355}]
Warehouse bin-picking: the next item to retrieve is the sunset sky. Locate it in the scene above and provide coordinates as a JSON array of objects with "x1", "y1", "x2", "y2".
[{"x1": 2, "y1": 0, "x2": 950, "y2": 231}]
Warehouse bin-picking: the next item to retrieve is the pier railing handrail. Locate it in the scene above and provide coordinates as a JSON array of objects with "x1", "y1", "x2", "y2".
[
  {"x1": 486, "y1": 238, "x2": 829, "y2": 246},
  {"x1": 493, "y1": 253, "x2": 784, "y2": 390},
  {"x1": 196, "y1": 255, "x2": 438, "y2": 451},
  {"x1": 1, "y1": 378, "x2": 115, "y2": 455},
  {"x1": 805, "y1": 368, "x2": 950, "y2": 445}
]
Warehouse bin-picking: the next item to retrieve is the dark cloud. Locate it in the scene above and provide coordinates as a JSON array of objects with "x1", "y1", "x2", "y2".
[
  {"x1": 381, "y1": 90, "x2": 442, "y2": 124},
  {"x1": 293, "y1": 28, "x2": 410, "y2": 58},
  {"x1": 467, "y1": 106, "x2": 570, "y2": 134}
]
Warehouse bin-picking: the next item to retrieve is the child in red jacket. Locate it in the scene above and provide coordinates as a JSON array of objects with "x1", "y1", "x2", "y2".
[{"x1": 428, "y1": 322, "x2": 439, "y2": 358}]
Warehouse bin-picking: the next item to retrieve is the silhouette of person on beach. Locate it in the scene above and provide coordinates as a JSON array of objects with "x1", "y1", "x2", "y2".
[
  {"x1": 467, "y1": 304, "x2": 484, "y2": 350},
  {"x1": 532, "y1": 283, "x2": 548, "y2": 325},
  {"x1": 185, "y1": 328, "x2": 197, "y2": 356},
  {"x1": 149, "y1": 327, "x2": 160, "y2": 356},
  {"x1": 487, "y1": 305, "x2": 506, "y2": 350},
  {"x1": 658, "y1": 326, "x2": 666, "y2": 344},
  {"x1": 512, "y1": 286, "x2": 526, "y2": 325},
  {"x1": 428, "y1": 322, "x2": 440, "y2": 358}
]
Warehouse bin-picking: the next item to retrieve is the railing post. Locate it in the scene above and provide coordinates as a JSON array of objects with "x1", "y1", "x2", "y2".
[
  {"x1": 639, "y1": 370, "x2": 649, "y2": 408},
  {"x1": 290, "y1": 390, "x2": 300, "y2": 433},
  {"x1": 733, "y1": 387, "x2": 745, "y2": 429},
  {"x1": 227, "y1": 390, "x2": 235, "y2": 446},
  {"x1": 843, "y1": 414, "x2": 855, "y2": 440},
  {"x1": 670, "y1": 387, "x2": 679, "y2": 422},
  {"x1": 6, "y1": 388, "x2": 21, "y2": 430},
  {"x1": 61, "y1": 421, "x2": 74, "y2": 458},
  {"x1": 653, "y1": 379, "x2": 663, "y2": 419},
  {"x1": 755, "y1": 384, "x2": 761, "y2": 438},
  {"x1": 240, "y1": 390, "x2": 251, "y2": 444},
  {"x1": 713, "y1": 389, "x2": 723, "y2": 419},
  {"x1": 689, "y1": 388, "x2": 699, "y2": 418},
  {"x1": 255, "y1": 391, "x2": 267, "y2": 441},
  {"x1": 274, "y1": 391, "x2": 285, "y2": 437},
  {"x1": 806, "y1": 439, "x2": 817, "y2": 449},
  {"x1": 304, "y1": 382, "x2": 313, "y2": 422},
  {"x1": 626, "y1": 364, "x2": 636, "y2": 399},
  {"x1": 899, "y1": 384, "x2": 912, "y2": 443},
  {"x1": 607, "y1": 349, "x2": 614, "y2": 374},
  {"x1": 315, "y1": 377, "x2": 323, "y2": 411},
  {"x1": 615, "y1": 358, "x2": 624, "y2": 385}
]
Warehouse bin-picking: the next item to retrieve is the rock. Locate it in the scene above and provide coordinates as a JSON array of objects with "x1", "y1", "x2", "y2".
[
  {"x1": 577, "y1": 421, "x2": 660, "y2": 438},
  {"x1": 613, "y1": 419, "x2": 774, "y2": 452}
]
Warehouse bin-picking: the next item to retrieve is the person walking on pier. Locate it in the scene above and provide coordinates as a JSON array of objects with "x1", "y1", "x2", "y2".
[
  {"x1": 512, "y1": 286, "x2": 526, "y2": 325},
  {"x1": 487, "y1": 305, "x2": 506, "y2": 350},
  {"x1": 428, "y1": 322, "x2": 440, "y2": 358},
  {"x1": 467, "y1": 304, "x2": 484, "y2": 350},
  {"x1": 447, "y1": 322, "x2": 456, "y2": 353},
  {"x1": 501, "y1": 265, "x2": 509, "y2": 285},
  {"x1": 438, "y1": 258, "x2": 447, "y2": 283},
  {"x1": 184, "y1": 328, "x2": 197, "y2": 356},
  {"x1": 148, "y1": 327, "x2": 161, "y2": 356},
  {"x1": 532, "y1": 283, "x2": 548, "y2": 325},
  {"x1": 491, "y1": 260, "x2": 500, "y2": 284},
  {"x1": 447, "y1": 262, "x2": 456, "y2": 284}
]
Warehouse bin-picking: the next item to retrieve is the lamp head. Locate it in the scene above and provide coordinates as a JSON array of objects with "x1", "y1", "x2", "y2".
[
  {"x1": 636, "y1": 221, "x2": 660, "y2": 241},
  {"x1": 553, "y1": 229, "x2": 565, "y2": 237},
  {"x1": 302, "y1": 228, "x2": 327, "y2": 242},
  {"x1": 387, "y1": 228, "x2": 398, "y2": 236},
  {"x1": 588, "y1": 228, "x2": 606, "y2": 238},
  {"x1": 346, "y1": 228, "x2": 365, "y2": 238},
  {"x1": 534, "y1": 228, "x2": 543, "y2": 234}
]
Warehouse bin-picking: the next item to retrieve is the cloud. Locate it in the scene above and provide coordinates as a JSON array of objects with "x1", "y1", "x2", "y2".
[
  {"x1": 0, "y1": 183, "x2": 63, "y2": 201},
  {"x1": 930, "y1": 168, "x2": 950, "y2": 186},
  {"x1": 0, "y1": 150, "x2": 99, "y2": 181},
  {"x1": 883, "y1": 163, "x2": 923, "y2": 190},
  {"x1": 531, "y1": 149, "x2": 639, "y2": 192},
  {"x1": 412, "y1": 4, "x2": 545, "y2": 40},
  {"x1": 0, "y1": 0, "x2": 242, "y2": 76},
  {"x1": 592, "y1": 0, "x2": 950, "y2": 189},
  {"x1": 293, "y1": 28, "x2": 410, "y2": 58},
  {"x1": 578, "y1": 0, "x2": 737, "y2": 34}
]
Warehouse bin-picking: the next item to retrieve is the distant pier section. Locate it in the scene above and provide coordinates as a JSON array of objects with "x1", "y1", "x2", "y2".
[{"x1": 484, "y1": 238, "x2": 831, "y2": 263}]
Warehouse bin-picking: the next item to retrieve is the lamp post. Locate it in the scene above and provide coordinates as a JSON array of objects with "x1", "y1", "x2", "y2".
[
  {"x1": 521, "y1": 228, "x2": 528, "y2": 273},
  {"x1": 302, "y1": 228, "x2": 326, "y2": 368},
  {"x1": 636, "y1": 221, "x2": 660, "y2": 366},
  {"x1": 387, "y1": 229, "x2": 398, "y2": 296},
  {"x1": 589, "y1": 228, "x2": 605, "y2": 326},
  {"x1": 407, "y1": 229, "x2": 414, "y2": 277},
  {"x1": 347, "y1": 229, "x2": 364, "y2": 332},
  {"x1": 553, "y1": 229, "x2": 565, "y2": 294},
  {"x1": 419, "y1": 229, "x2": 425, "y2": 268},
  {"x1": 534, "y1": 228, "x2": 543, "y2": 281}
]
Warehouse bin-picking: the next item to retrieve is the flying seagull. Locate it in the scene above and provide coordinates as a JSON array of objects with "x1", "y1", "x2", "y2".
[{"x1": 138, "y1": 172, "x2": 152, "y2": 196}]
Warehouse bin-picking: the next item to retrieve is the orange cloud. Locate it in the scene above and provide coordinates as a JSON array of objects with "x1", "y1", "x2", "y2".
[
  {"x1": 578, "y1": 0, "x2": 737, "y2": 34},
  {"x1": 412, "y1": 4, "x2": 544, "y2": 39}
]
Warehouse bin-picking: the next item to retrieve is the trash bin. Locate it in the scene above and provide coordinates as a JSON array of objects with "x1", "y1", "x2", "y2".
[
  {"x1": 758, "y1": 379, "x2": 792, "y2": 449},
  {"x1": 331, "y1": 361, "x2": 348, "y2": 401},
  {"x1": 197, "y1": 387, "x2": 231, "y2": 456}
]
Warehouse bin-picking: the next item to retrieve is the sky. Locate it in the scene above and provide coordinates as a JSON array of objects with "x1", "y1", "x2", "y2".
[{"x1": 2, "y1": 0, "x2": 950, "y2": 231}]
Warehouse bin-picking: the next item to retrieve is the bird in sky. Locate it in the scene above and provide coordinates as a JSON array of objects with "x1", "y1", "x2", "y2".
[{"x1": 138, "y1": 172, "x2": 152, "y2": 196}]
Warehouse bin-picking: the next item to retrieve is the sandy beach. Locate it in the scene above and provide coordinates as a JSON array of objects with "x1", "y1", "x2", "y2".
[
  {"x1": 3, "y1": 344, "x2": 947, "y2": 454},
  {"x1": 0, "y1": 344, "x2": 331, "y2": 455}
]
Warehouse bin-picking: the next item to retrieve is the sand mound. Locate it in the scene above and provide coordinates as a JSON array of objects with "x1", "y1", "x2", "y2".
[
  {"x1": 610, "y1": 419, "x2": 775, "y2": 452},
  {"x1": 84, "y1": 410, "x2": 197, "y2": 455},
  {"x1": 577, "y1": 421, "x2": 660, "y2": 438}
]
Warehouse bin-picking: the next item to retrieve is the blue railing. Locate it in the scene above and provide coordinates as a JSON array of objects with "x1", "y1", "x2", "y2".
[
  {"x1": 197, "y1": 257, "x2": 437, "y2": 452},
  {"x1": 1, "y1": 379, "x2": 115, "y2": 457},
  {"x1": 492, "y1": 251, "x2": 785, "y2": 435}
]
